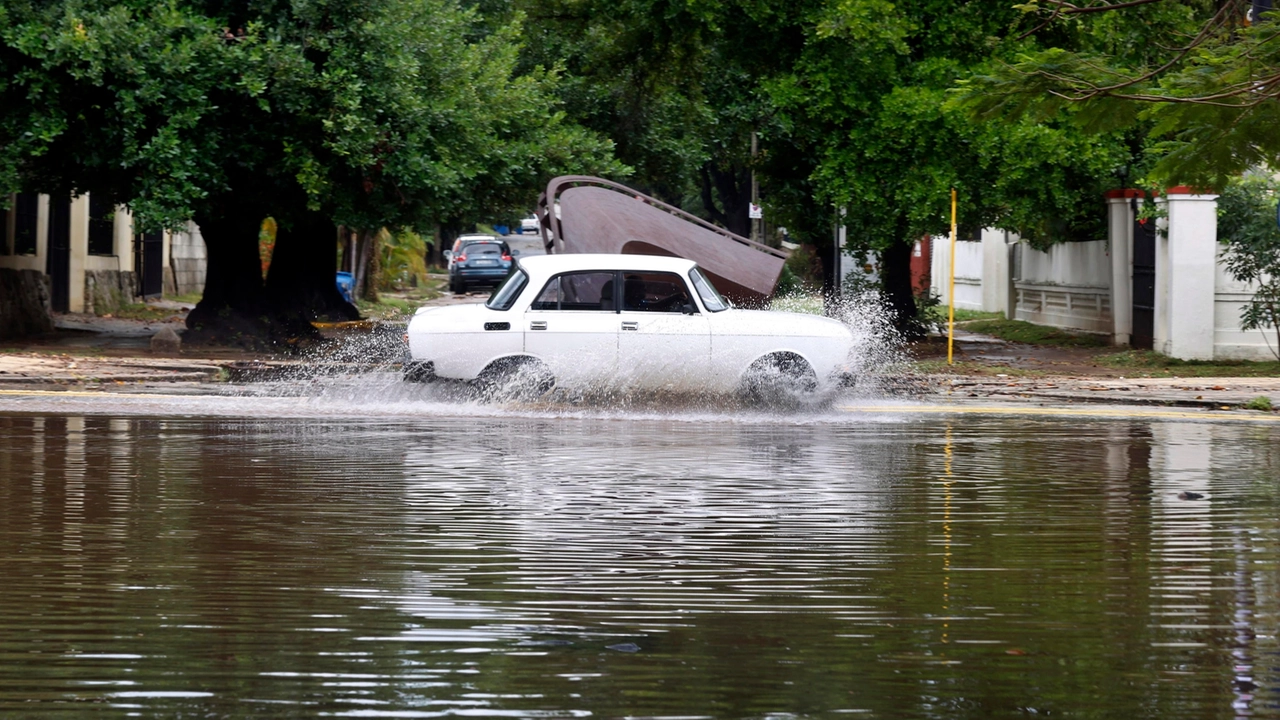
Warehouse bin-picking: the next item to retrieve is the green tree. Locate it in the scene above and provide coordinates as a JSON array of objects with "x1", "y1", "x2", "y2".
[
  {"x1": 474, "y1": 0, "x2": 1136, "y2": 333},
  {"x1": 954, "y1": 0, "x2": 1273, "y2": 189},
  {"x1": 1, "y1": 0, "x2": 620, "y2": 344},
  {"x1": 769, "y1": 0, "x2": 1130, "y2": 332}
]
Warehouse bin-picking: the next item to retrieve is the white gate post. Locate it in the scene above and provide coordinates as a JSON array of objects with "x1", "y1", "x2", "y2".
[
  {"x1": 1106, "y1": 190, "x2": 1138, "y2": 346},
  {"x1": 1158, "y1": 188, "x2": 1218, "y2": 360}
]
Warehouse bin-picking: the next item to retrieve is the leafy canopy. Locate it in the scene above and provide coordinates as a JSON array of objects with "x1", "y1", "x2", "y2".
[
  {"x1": 954, "y1": 0, "x2": 1279, "y2": 189},
  {"x1": 0, "y1": 0, "x2": 623, "y2": 231}
]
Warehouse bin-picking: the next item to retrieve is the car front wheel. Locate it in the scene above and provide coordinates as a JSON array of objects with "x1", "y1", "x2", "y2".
[{"x1": 739, "y1": 353, "x2": 822, "y2": 410}]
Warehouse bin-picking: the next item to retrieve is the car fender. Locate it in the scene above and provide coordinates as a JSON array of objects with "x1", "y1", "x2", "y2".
[
  {"x1": 407, "y1": 304, "x2": 525, "y2": 380},
  {"x1": 709, "y1": 310, "x2": 853, "y2": 392}
]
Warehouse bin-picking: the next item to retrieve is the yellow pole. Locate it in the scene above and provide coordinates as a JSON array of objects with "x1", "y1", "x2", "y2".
[{"x1": 947, "y1": 188, "x2": 957, "y2": 365}]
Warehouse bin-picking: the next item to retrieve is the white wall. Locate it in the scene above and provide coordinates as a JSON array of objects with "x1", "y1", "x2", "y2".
[
  {"x1": 1013, "y1": 239, "x2": 1113, "y2": 334},
  {"x1": 931, "y1": 236, "x2": 984, "y2": 310},
  {"x1": 169, "y1": 222, "x2": 207, "y2": 296},
  {"x1": 1213, "y1": 246, "x2": 1278, "y2": 360}
]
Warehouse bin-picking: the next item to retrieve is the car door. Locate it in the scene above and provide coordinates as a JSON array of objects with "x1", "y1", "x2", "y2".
[
  {"x1": 616, "y1": 271, "x2": 711, "y2": 392},
  {"x1": 523, "y1": 271, "x2": 619, "y2": 387}
]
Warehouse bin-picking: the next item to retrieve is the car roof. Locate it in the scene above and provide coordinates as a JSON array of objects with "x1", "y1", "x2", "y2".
[
  {"x1": 457, "y1": 234, "x2": 501, "y2": 242},
  {"x1": 517, "y1": 253, "x2": 697, "y2": 275}
]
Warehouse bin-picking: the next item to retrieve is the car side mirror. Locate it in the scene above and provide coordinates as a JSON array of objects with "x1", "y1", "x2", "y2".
[
  {"x1": 681, "y1": 302, "x2": 697, "y2": 315},
  {"x1": 443, "y1": 250, "x2": 453, "y2": 260},
  {"x1": 511, "y1": 249, "x2": 520, "y2": 256}
]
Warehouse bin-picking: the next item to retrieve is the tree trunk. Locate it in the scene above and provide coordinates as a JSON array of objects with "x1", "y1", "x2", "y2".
[
  {"x1": 699, "y1": 163, "x2": 751, "y2": 238},
  {"x1": 266, "y1": 210, "x2": 360, "y2": 322},
  {"x1": 879, "y1": 236, "x2": 920, "y2": 338},
  {"x1": 185, "y1": 207, "x2": 275, "y2": 345},
  {"x1": 339, "y1": 226, "x2": 354, "y2": 273},
  {"x1": 361, "y1": 230, "x2": 380, "y2": 302},
  {"x1": 185, "y1": 199, "x2": 330, "y2": 348},
  {"x1": 352, "y1": 228, "x2": 380, "y2": 302},
  {"x1": 430, "y1": 224, "x2": 443, "y2": 269}
]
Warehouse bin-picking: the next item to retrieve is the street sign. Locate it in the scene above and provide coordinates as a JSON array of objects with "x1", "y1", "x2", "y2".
[{"x1": 749, "y1": 203, "x2": 762, "y2": 219}]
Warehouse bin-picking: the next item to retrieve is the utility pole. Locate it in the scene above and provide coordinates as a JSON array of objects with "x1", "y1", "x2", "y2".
[{"x1": 750, "y1": 132, "x2": 760, "y2": 244}]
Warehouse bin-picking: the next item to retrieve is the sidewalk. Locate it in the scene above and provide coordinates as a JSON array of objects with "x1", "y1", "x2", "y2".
[
  {"x1": 911, "y1": 330, "x2": 1279, "y2": 411},
  {"x1": 922, "y1": 374, "x2": 1280, "y2": 410}
]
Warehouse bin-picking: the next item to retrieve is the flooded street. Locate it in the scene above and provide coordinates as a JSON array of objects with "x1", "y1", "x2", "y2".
[{"x1": 1, "y1": 383, "x2": 1278, "y2": 717}]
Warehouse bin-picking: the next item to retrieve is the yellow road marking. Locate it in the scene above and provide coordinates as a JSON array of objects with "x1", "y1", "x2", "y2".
[
  {"x1": 836, "y1": 404, "x2": 1280, "y2": 422},
  {"x1": 0, "y1": 388, "x2": 174, "y2": 400}
]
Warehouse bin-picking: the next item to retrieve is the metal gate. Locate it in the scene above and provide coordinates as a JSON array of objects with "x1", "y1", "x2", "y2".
[
  {"x1": 46, "y1": 198, "x2": 71, "y2": 313},
  {"x1": 134, "y1": 231, "x2": 164, "y2": 298},
  {"x1": 1131, "y1": 216, "x2": 1156, "y2": 350}
]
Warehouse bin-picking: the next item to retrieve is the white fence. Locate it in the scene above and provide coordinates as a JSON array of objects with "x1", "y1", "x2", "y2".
[
  {"x1": 926, "y1": 193, "x2": 1276, "y2": 360},
  {"x1": 930, "y1": 231, "x2": 1112, "y2": 334}
]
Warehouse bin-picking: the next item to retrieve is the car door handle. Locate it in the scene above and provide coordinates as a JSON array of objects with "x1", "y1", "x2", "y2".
[
  {"x1": 621, "y1": 321, "x2": 638, "y2": 331},
  {"x1": 530, "y1": 321, "x2": 548, "y2": 330}
]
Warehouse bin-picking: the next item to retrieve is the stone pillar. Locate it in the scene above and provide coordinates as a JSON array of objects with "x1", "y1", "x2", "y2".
[
  {"x1": 1155, "y1": 188, "x2": 1218, "y2": 360},
  {"x1": 1105, "y1": 190, "x2": 1140, "y2": 346}
]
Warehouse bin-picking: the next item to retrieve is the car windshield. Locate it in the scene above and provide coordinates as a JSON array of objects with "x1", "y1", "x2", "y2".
[
  {"x1": 486, "y1": 267, "x2": 528, "y2": 311},
  {"x1": 470, "y1": 243, "x2": 502, "y2": 255},
  {"x1": 689, "y1": 267, "x2": 728, "y2": 312}
]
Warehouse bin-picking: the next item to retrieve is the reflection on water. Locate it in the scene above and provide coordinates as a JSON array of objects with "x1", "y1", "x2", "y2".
[{"x1": 1, "y1": 408, "x2": 1278, "y2": 718}]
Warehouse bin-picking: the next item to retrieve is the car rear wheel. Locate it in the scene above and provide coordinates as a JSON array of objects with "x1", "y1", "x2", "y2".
[
  {"x1": 474, "y1": 357, "x2": 555, "y2": 402},
  {"x1": 740, "y1": 353, "x2": 822, "y2": 410},
  {"x1": 449, "y1": 277, "x2": 465, "y2": 294},
  {"x1": 403, "y1": 360, "x2": 435, "y2": 383}
]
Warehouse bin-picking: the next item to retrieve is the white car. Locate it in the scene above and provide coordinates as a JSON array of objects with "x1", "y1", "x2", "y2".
[
  {"x1": 404, "y1": 254, "x2": 854, "y2": 405},
  {"x1": 519, "y1": 215, "x2": 539, "y2": 234}
]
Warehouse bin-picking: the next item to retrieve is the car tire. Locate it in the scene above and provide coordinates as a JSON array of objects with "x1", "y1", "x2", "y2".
[
  {"x1": 739, "y1": 353, "x2": 823, "y2": 410},
  {"x1": 474, "y1": 357, "x2": 555, "y2": 403},
  {"x1": 449, "y1": 278, "x2": 464, "y2": 294}
]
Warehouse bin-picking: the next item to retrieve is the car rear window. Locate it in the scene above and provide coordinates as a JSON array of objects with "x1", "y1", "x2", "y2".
[{"x1": 530, "y1": 272, "x2": 616, "y2": 311}]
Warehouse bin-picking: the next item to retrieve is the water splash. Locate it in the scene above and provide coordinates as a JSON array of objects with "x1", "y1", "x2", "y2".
[{"x1": 213, "y1": 290, "x2": 915, "y2": 419}]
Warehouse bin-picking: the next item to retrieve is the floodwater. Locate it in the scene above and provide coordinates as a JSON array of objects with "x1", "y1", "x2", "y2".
[{"x1": 1, "y1": 383, "x2": 1279, "y2": 718}]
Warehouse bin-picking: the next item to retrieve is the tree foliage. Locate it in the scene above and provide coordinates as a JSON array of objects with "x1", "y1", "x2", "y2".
[
  {"x1": 1, "y1": 0, "x2": 622, "y2": 341},
  {"x1": 503, "y1": 0, "x2": 1135, "y2": 333},
  {"x1": 955, "y1": 0, "x2": 1280, "y2": 189}
]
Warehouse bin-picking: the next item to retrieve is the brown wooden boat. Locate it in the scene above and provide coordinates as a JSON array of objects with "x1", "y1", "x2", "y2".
[{"x1": 535, "y1": 176, "x2": 788, "y2": 305}]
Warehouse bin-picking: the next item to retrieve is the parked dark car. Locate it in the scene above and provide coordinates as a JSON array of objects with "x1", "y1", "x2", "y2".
[{"x1": 448, "y1": 239, "x2": 516, "y2": 293}]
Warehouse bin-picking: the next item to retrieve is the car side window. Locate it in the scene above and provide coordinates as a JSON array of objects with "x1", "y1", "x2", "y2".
[
  {"x1": 621, "y1": 272, "x2": 696, "y2": 313},
  {"x1": 530, "y1": 272, "x2": 615, "y2": 311}
]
